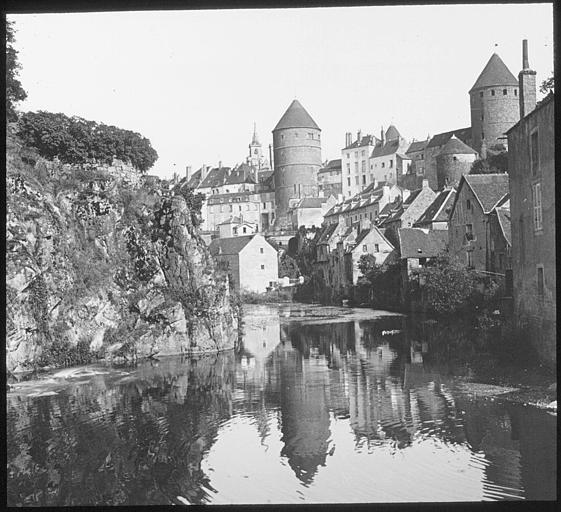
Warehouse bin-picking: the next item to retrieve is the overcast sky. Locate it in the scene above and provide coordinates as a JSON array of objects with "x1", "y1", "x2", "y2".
[{"x1": 9, "y1": 4, "x2": 553, "y2": 178}]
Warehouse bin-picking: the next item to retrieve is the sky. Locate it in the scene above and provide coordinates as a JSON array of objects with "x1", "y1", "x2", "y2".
[{"x1": 9, "y1": 4, "x2": 554, "y2": 179}]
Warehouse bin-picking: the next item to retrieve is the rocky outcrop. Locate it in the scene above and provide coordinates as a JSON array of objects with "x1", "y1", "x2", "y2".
[{"x1": 6, "y1": 137, "x2": 237, "y2": 373}]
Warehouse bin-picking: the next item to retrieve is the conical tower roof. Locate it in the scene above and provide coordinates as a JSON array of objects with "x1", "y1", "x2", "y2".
[
  {"x1": 438, "y1": 135, "x2": 477, "y2": 156},
  {"x1": 470, "y1": 53, "x2": 518, "y2": 92},
  {"x1": 273, "y1": 99, "x2": 320, "y2": 131}
]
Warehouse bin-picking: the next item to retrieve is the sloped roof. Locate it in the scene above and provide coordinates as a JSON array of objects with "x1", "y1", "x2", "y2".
[
  {"x1": 316, "y1": 223, "x2": 338, "y2": 245},
  {"x1": 398, "y1": 228, "x2": 448, "y2": 259},
  {"x1": 438, "y1": 135, "x2": 477, "y2": 156},
  {"x1": 371, "y1": 139, "x2": 401, "y2": 158},
  {"x1": 406, "y1": 139, "x2": 429, "y2": 154},
  {"x1": 495, "y1": 202, "x2": 511, "y2": 246},
  {"x1": 353, "y1": 228, "x2": 372, "y2": 247},
  {"x1": 463, "y1": 173, "x2": 510, "y2": 213},
  {"x1": 208, "y1": 235, "x2": 254, "y2": 256},
  {"x1": 427, "y1": 127, "x2": 472, "y2": 149},
  {"x1": 344, "y1": 134, "x2": 379, "y2": 150},
  {"x1": 273, "y1": 99, "x2": 320, "y2": 131},
  {"x1": 385, "y1": 125, "x2": 401, "y2": 141},
  {"x1": 470, "y1": 53, "x2": 518, "y2": 92},
  {"x1": 295, "y1": 197, "x2": 324, "y2": 209},
  {"x1": 415, "y1": 189, "x2": 456, "y2": 226},
  {"x1": 217, "y1": 216, "x2": 257, "y2": 227},
  {"x1": 319, "y1": 159, "x2": 342, "y2": 173}
]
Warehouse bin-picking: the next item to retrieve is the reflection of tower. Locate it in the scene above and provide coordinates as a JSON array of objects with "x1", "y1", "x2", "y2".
[
  {"x1": 272, "y1": 99, "x2": 322, "y2": 229},
  {"x1": 279, "y1": 348, "x2": 331, "y2": 485}
]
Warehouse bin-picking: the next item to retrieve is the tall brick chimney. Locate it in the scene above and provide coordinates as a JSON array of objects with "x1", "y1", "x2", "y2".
[
  {"x1": 518, "y1": 39, "x2": 537, "y2": 119},
  {"x1": 345, "y1": 132, "x2": 352, "y2": 147}
]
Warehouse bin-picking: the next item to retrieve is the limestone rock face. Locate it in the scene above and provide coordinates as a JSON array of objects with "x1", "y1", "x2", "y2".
[{"x1": 6, "y1": 147, "x2": 237, "y2": 373}]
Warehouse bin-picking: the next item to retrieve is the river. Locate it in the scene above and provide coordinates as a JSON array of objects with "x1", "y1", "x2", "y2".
[{"x1": 6, "y1": 304, "x2": 557, "y2": 505}]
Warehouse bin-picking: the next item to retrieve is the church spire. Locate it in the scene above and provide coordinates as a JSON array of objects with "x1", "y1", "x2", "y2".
[{"x1": 251, "y1": 122, "x2": 260, "y2": 146}]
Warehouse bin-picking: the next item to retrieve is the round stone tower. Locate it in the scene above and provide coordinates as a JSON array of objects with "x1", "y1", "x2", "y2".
[
  {"x1": 436, "y1": 135, "x2": 478, "y2": 190},
  {"x1": 469, "y1": 53, "x2": 520, "y2": 156},
  {"x1": 272, "y1": 99, "x2": 322, "y2": 229}
]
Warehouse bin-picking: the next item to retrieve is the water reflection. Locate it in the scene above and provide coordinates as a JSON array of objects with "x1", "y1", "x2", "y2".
[{"x1": 6, "y1": 305, "x2": 556, "y2": 505}]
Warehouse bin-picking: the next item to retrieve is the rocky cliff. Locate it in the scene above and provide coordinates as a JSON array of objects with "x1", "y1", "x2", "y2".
[{"x1": 6, "y1": 130, "x2": 238, "y2": 373}]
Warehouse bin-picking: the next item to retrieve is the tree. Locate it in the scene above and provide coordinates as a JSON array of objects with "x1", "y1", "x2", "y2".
[
  {"x1": 470, "y1": 148, "x2": 508, "y2": 175},
  {"x1": 17, "y1": 111, "x2": 159, "y2": 172},
  {"x1": 6, "y1": 20, "x2": 27, "y2": 122},
  {"x1": 539, "y1": 73, "x2": 554, "y2": 95}
]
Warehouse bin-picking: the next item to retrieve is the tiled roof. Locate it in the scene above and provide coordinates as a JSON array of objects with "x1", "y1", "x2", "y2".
[
  {"x1": 353, "y1": 228, "x2": 372, "y2": 247},
  {"x1": 463, "y1": 173, "x2": 509, "y2": 213},
  {"x1": 208, "y1": 235, "x2": 254, "y2": 256},
  {"x1": 406, "y1": 139, "x2": 429, "y2": 154},
  {"x1": 427, "y1": 127, "x2": 472, "y2": 149},
  {"x1": 415, "y1": 189, "x2": 456, "y2": 226},
  {"x1": 495, "y1": 201, "x2": 511, "y2": 246},
  {"x1": 319, "y1": 159, "x2": 342, "y2": 173},
  {"x1": 370, "y1": 139, "x2": 401, "y2": 158},
  {"x1": 207, "y1": 192, "x2": 255, "y2": 204},
  {"x1": 273, "y1": 99, "x2": 320, "y2": 131},
  {"x1": 470, "y1": 53, "x2": 518, "y2": 92},
  {"x1": 385, "y1": 125, "x2": 401, "y2": 141},
  {"x1": 398, "y1": 228, "x2": 448, "y2": 259},
  {"x1": 438, "y1": 135, "x2": 477, "y2": 156},
  {"x1": 316, "y1": 223, "x2": 338, "y2": 245},
  {"x1": 295, "y1": 197, "x2": 324, "y2": 209},
  {"x1": 217, "y1": 216, "x2": 257, "y2": 226},
  {"x1": 343, "y1": 134, "x2": 379, "y2": 150}
]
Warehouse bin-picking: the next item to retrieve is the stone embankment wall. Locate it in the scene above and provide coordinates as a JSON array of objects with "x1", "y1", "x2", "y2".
[{"x1": 6, "y1": 138, "x2": 238, "y2": 373}]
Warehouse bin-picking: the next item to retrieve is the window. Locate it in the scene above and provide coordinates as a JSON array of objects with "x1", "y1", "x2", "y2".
[
  {"x1": 361, "y1": 160, "x2": 366, "y2": 172},
  {"x1": 466, "y1": 199, "x2": 471, "y2": 210},
  {"x1": 370, "y1": 164, "x2": 373, "y2": 170},
  {"x1": 354, "y1": 151, "x2": 358, "y2": 158},
  {"x1": 263, "y1": 202, "x2": 266, "y2": 209},
  {"x1": 261, "y1": 264, "x2": 265, "y2": 270},
  {"x1": 260, "y1": 247, "x2": 264, "y2": 253},
  {"x1": 346, "y1": 153, "x2": 350, "y2": 159},
  {"x1": 382, "y1": 162, "x2": 385, "y2": 168},
  {"x1": 466, "y1": 223, "x2": 474, "y2": 241},
  {"x1": 491, "y1": 90, "x2": 495, "y2": 96},
  {"x1": 481, "y1": 131, "x2": 485, "y2": 140},
  {"x1": 479, "y1": 91, "x2": 483, "y2": 98},
  {"x1": 239, "y1": 205, "x2": 242, "y2": 212},
  {"x1": 243, "y1": 227, "x2": 247, "y2": 233},
  {"x1": 354, "y1": 162, "x2": 359, "y2": 172},
  {"x1": 532, "y1": 182, "x2": 543, "y2": 231},
  {"x1": 374, "y1": 243, "x2": 379, "y2": 252},
  {"x1": 389, "y1": 160, "x2": 393, "y2": 168},
  {"x1": 503, "y1": 89, "x2": 507, "y2": 95},
  {"x1": 347, "y1": 177, "x2": 351, "y2": 186},
  {"x1": 537, "y1": 266, "x2": 544, "y2": 297},
  {"x1": 362, "y1": 175, "x2": 366, "y2": 184},
  {"x1": 294, "y1": 184, "x2": 297, "y2": 193},
  {"x1": 233, "y1": 227, "x2": 238, "y2": 234},
  {"x1": 229, "y1": 205, "x2": 233, "y2": 212},
  {"x1": 362, "y1": 244, "x2": 367, "y2": 252},
  {"x1": 530, "y1": 130, "x2": 539, "y2": 175},
  {"x1": 347, "y1": 163, "x2": 350, "y2": 174},
  {"x1": 361, "y1": 150, "x2": 365, "y2": 156},
  {"x1": 453, "y1": 156, "x2": 457, "y2": 162},
  {"x1": 466, "y1": 251, "x2": 473, "y2": 268},
  {"x1": 355, "y1": 176, "x2": 359, "y2": 185},
  {"x1": 514, "y1": 89, "x2": 518, "y2": 96}
]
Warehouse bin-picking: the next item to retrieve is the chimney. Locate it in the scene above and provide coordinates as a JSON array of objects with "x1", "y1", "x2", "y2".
[
  {"x1": 202, "y1": 163, "x2": 209, "y2": 181},
  {"x1": 218, "y1": 160, "x2": 222, "y2": 169},
  {"x1": 357, "y1": 130, "x2": 362, "y2": 143},
  {"x1": 269, "y1": 143, "x2": 274, "y2": 170},
  {"x1": 185, "y1": 165, "x2": 192, "y2": 181},
  {"x1": 518, "y1": 39, "x2": 537, "y2": 118},
  {"x1": 345, "y1": 132, "x2": 352, "y2": 147},
  {"x1": 380, "y1": 126, "x2": 384, "y2": 145}
]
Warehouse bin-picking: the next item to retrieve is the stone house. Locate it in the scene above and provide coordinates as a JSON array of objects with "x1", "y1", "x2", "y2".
[
  {"x1": 217, "y1": 216, "x2": 258, "y2": 238},
  {"x1": 414, "y1": 188, "x2": 456, "y2": 231},
  {"x1": 369, "y1": 125, "x2": 411, "y2": 186},
  {"x1": 447, "y1": 174, "x2": 509, "y2": 271},
  {"x1": 487, "y1": 201, "x2": 512, "y2": 275},
  {"x1": 317, "y1": 159, "x2": 343, "y2": 200},
  {"x1": 343, "y1": 223, "x2": 395, "y2": 291},
  {"x1": 208, "y1": 233, "x2": 278, "y2": 293},
  {"x1": 507, "y1": 92, "x2": 555, "y2": 365},
  {"x1": 378, "y1": 180, "x2": 437, "y2": 247},
  {"x1": 289, "y1": 196, "x2": 337, "y2": 230},
  {"x1": 398, "y1": 227, "x2": 449, "y2": 303},
  {"x1": 341, "y1": 131, "x2": 380, "y2": 199}
]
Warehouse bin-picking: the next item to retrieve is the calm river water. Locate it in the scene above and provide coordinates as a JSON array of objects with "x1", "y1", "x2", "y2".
[{"x1": 6, "y1": 304, "x2": 556, "y2": 505}]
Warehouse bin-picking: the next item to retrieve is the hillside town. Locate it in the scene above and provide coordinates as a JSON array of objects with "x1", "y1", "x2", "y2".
[{"x1": 158, "y1": 40, "x2": 554, "y2": 367}]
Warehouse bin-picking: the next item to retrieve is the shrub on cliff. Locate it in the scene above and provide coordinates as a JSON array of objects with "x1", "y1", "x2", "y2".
[{"x1": 17, "y1": 111, "x2": 158, "y2": 172}]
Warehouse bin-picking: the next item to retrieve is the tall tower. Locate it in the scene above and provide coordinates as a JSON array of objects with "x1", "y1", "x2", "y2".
[
  {"x1": 248, "y1": 122, "x2": 263, "y2": 166},
  {"x1": 518, "y1": 39, "x2": 537, "y2": 118},
  {"x1": 272, "y1": 100, "x2": 322, "y2": 229},
  {"x1": 469, "y1": 53, "x2": 520, "y2": 155}
]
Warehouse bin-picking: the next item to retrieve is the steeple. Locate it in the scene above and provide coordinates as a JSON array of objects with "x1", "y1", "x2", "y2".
[{"x1": 251, "y1": 122, "x2": 260, "y2": 146}]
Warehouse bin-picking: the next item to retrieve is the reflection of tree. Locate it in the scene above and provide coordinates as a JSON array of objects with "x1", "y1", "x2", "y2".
[{"x1": 7, "y1": 353, "x2": 235, "y2": 506}]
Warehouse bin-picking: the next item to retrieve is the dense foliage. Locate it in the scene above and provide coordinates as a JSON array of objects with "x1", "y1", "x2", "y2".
[
  {"x1": 6, "y1": 20, "x2": 27, "y2": 122},
  {"x1": 17, "y1": 111, "x2": 158, "y2": 172},
  {"x1": 470, "y1": 148, "x2": 508, "y2": 174},
  {"x1": 360, "y1": 262, "x2": 402, "y2": 310},
  {"x1": 539, "y1": 73, "x2": 554, "y2": 95}
]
